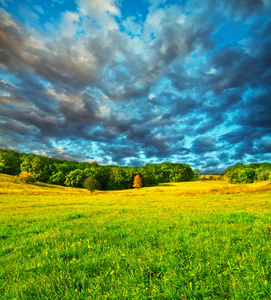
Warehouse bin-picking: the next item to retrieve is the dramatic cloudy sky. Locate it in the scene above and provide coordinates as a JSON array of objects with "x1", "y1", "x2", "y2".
[{"x1": 0, "y1": 0, "x2": 270, "y2": 173}]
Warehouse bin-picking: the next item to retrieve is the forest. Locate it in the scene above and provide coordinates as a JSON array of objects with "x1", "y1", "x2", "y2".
[
  {"x1": 0, "y1": 149, "x2": 194, "y2": 190},
  {"x1": 1, "y1": 149, "x2": 271, "y2": 190}
]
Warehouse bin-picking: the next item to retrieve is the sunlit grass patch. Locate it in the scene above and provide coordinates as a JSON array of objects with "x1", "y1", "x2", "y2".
[
  {"x1": 1, "y1": 173, "x2": 270, "y2": 197},
  {"x1": 0, "y1": 173, "x2": 88, "y2": 196}
]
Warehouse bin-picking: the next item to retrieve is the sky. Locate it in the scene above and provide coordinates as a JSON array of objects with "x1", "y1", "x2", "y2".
[{"x1": 0, "y1": 0, "x2": 271, "y2": 174}]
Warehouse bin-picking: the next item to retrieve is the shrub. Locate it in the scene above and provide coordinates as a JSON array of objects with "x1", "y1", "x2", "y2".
[{"x1": 18, "y1": 171, "x2": 36, "y2": 184}]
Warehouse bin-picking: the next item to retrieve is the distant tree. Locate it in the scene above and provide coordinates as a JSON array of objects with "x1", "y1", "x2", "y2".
[
  {"x1": 84, "y1": 176, "x2": 101, "y2": 193},
  {"x1": 255, "y1": 163, "x2": 271, "y2": 181},
  {"x1": 0, "y1": 149, "x2": 21, "y2": 175},
  {"x1": 223, "y1": 164, "x2": 256, "y2": 183},
  {"x1": 193, "y1": 169, "x2": 202, "y2": 176},
  {"x1": 133, "y1": 174, "x2": 142, "y2": 189},
  {"x1": 18, "y1": 171, "x2": 36, "y2": 184},
  {"x1": 20, "y1": 154, "x2": 54, "y2": 182}
]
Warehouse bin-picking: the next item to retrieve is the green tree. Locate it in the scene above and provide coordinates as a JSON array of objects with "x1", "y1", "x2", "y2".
[
  {"x1": 48, "y1": 171, "x2": 66, "y2": 185},
  {"x1": 193, "y1": 169, "x2": 202, "y2": 176},
  {"x1": 84, "y1": 176, "x2": 101, "y2": 193},
  {"x1": 64, "y1": 169, "x2": 85, "y2": 187},
  {"x1": 20, "y1": 154, "x2": 54, "y2": 182}
]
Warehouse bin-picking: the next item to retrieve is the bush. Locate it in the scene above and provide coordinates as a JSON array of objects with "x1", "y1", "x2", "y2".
[{"x1": 18, "y1": 171, "x2": 36, "y2": 184}]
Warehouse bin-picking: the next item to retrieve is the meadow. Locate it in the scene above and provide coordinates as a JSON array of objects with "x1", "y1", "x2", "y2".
[{"x1": 1, "y1": 173, "x2": 271, "y2": 299}]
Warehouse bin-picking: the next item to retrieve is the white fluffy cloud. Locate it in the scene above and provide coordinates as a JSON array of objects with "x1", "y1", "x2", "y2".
[{"x1": 76, "y1": 0, "x2": 120, "y2": 30}]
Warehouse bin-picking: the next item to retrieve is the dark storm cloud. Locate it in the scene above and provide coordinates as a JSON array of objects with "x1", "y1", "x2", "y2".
[
  {"x1": 159, "y1": 92, "x2": 198, "y2": 117},
  {"x1": 204, "y1": 46, "x2": 270, "y2": 95},
  {"x1": 202, "y1": 158, "x2": 220, "y2": 168},
  {"x1": 236, "y1": 92, "x2": 271, "y2": 129},
  {"x1": 142, "y1": 131, "x2": 188, "y2": 159},
  {"x1": 0, "y1": 119, "x2": 32, "y2": 136},
  {"x1": 0, "y1": 9, "x2": 129, "y2": 91},
  {"x1": 225, "y1": 0, "x2": 266, "y2": 17},
  {"x1": 126, "y1": 124, "x2": 152, "y2": 143},
  {"x1": 191, "y1": 136, "x2": 218, "y2": 154},
  {"x1": 0, "y1": 71, "x2": 57, "y2": 114},
  {"x1": 0, "y1": 9, "x2": 29, "y2": 70},
  {"x1": 219, "y1": 87, "x2": 271, "y2": 161},
  {"x1": 100, "y1": 142, "x2": 141, "y2": 165},
  {"x1": 254, "y1": 139, "x2": 271, "y2": 158},
  {"x1": 220, "y1": 127, "x2": 267, "y2": 162},
  {"x1": 204, "y1": 50, "x2": 252, "y2": 94},
  {"x1": 187, "y1": 155, "x2": 226, "y2": 174},
  {"x1": 0, "y1": 0, "x2": 270, "y2": 168},
  {"x1": 143, "y1": 4, "x2": 216, "y2": 81},
  {"x1": 232, "y1": 140, "x2": 256, "y2": 160},
  {"x1": 218, "y1": 152, "x2": 230, "y2": 162}
]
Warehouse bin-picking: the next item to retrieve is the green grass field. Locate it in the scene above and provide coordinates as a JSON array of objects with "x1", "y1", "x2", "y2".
[{"x1": 1, "y1": 174, "x2": 271, "y2": 299}]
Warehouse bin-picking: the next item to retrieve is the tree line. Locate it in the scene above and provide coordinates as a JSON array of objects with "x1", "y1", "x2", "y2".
[
  {"x1": 0, "y1": 149, "x2": 195, "y2": 190},
  {"x1": 222, "y1": 162, "x2": 271, "y2": 183}
]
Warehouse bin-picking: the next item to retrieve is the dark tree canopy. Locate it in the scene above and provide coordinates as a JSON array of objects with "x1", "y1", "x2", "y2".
[
  {"x1": 0, "y1": 149, "x2": 21, "y2": 175},
  {"x1": 84, "y1": 176, "x2": 101, "y2": 193}
]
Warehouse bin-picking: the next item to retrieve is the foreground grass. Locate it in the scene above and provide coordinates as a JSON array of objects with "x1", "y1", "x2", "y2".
[{"x1": 0, "y1": 174, "x2": 271, "y2": 299}]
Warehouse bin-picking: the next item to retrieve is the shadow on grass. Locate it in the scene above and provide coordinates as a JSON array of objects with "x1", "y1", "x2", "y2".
[{"x1": 34, "y1": 183, "x2": 63, "y2": 189}]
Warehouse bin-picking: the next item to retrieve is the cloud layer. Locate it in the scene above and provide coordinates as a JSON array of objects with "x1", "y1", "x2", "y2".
[{"x1": 0, "y1": 0, "x2": 270, "y2": 173}]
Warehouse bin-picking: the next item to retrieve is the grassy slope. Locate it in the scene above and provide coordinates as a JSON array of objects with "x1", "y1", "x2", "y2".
[{"x1": 0, "y1": 174, "x2": 271, "y2": 299}]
